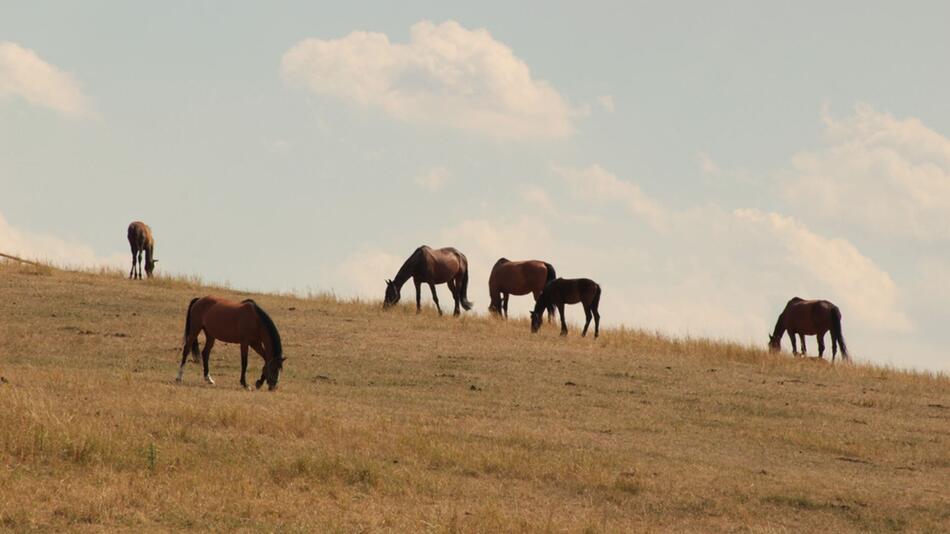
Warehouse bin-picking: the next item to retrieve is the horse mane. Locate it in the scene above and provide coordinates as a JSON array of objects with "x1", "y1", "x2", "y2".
[{"x1": 242, "y1": 299, "x2": 283, "y2": 362}]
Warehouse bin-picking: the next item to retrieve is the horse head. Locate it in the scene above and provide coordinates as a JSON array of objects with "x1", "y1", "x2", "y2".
[
  {"x1": 383, "y1": 279, "x2": 400, "y2": 308},
  {"x1": 530, "y1": 311, "x2": 542, "y2": 333},
  {"x1": 265, "y1": 356, "x2": 285, "y2": 391},
  {"x1": 145, "y1": 258, "x2": 158, "y2": 278},
  {"x1": 767, "y1": 333, "x2": 781, "y2": 353}
]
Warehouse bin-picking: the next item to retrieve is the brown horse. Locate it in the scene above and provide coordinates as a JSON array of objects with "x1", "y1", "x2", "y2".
[
  {"x1": 768, "y1": 297, "x2": 848, "y2": 361},
  {"x1": 488, "y1": 258, "x2": 557, "y2": 321},
  {"x1": 178, "y1": 296, "x2": 285, "y2": 390},
  {"x1": 383, "y1": 246, "x2": 473, "y2": 316},
  {"x1": 127, "y1": 221, "x2": 157, "y2": 279},
  {"x1": 531, "y1": 278, "x2": 601, "y2": 337}
]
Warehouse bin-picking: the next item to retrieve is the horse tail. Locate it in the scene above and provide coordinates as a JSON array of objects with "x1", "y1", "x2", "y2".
[
  {"x1": 831, "y1": 307, "x2": 848, "y2": 360},
  {"x1": 183, "y1": 297, "x2": 200, "y2": 359},
  {"x1": 245, "y1": 300, "x2": 283, "y2": 360},
  {"x1": 543, "y1": 262, "x2": 556, "y2": 284},
  {"x1": 459, "y1": 258, "x2": 473, "y2": 311}
]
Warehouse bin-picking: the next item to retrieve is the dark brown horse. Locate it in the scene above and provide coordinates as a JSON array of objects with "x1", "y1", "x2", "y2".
[
  {"x1": 768, "y1": 297, "x2": 848, "y2": 361},
  {"x1": 127, "y1": 221, "x2": 157, "y2": 279},
  {"x1": 178, "y1": 296, "x2": 285, "y2": 390},
  {"x1": 384, "y1": 246, "x2": 473, "y2": 316},
  {"x1": 531, "y1": 278, "x2": 601, "y2": 337},
  {"x1": 488, "y1": 258, "x2": 557, "y2": 320}
]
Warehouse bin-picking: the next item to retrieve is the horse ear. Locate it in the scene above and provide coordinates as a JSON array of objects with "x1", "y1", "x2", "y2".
[{"x1": 153, "y1": 259, "x2": 159, "y2": 263}]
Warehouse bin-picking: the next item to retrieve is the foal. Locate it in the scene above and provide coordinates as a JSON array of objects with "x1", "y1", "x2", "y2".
[{"x1": 530, "y1": 278, "x2": 602, "y2": 337}]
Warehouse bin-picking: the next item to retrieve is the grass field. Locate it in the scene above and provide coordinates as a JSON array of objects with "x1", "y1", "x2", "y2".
[{"x1": 0, "y1": 260, "x2": 948, "y2": 532}]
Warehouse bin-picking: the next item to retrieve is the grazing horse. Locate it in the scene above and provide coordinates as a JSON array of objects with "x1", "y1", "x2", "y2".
[
  {"x1": 531, "y1": 278, "x2": 602, "y2": 338},
  {"x1": 383, "y1": 245, "x2": 473, "y2": 316},
  {"x1": 768, "y1": 297, "x2": 848, "y2": 361},
  {"x1": 488, "y1": 258, "x2": 557, "y2": 321},
  {"x1": 127, "y1": 221, "x2": 157, "y2": 279},
  {"x1": 178, "y1": 296, "x2": 285, "y2": 390}
]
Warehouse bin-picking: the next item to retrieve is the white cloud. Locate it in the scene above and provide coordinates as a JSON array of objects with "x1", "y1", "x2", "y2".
[
  {"x1": 0, "y1": 42, "x2": 91, "y2": 117},
  {"x1": 551, "y1": 164, "x2": 667, "y2": 229},
  {"x1": 783, "y1": 104, "x2": 950, "y2": 240},
  {"x1": 519, "y1": 185, "x2": 556, "y2": 213},
  {"x1": 281, "y1": 20, "x2": 576, "y2": 141},
  {"x1": 551, "y1": 163, "x2": 912, "y2": 345},
  {"x1": 413, "y1": 166, "x2": 448, "y2": 191},
  {"x1": 334, "y1": 249, "x2": 404, "y2": 298},
  {"x1": 0, "y1": 211, "x2": 125, "y2": 269},
  {"x1": 597, "y1": 94, "x2": 615, "y2": 112},
  {"x1": 734, "y1": 209, "x2": 911, "y2": 332}
]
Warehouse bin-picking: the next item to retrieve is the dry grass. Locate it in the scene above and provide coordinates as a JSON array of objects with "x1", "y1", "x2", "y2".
[{"x1": 0, "y1": 260, "x2": 947, "y2": 532}]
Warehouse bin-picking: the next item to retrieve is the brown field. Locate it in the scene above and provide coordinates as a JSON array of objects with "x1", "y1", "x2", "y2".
[{"x1": 0, "y1": 260, "x2": 948, "y2": 532}]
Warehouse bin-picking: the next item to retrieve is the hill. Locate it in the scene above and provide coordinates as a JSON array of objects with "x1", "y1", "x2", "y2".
[{"x1": 0, "y1": 260, "x2": 947, "y2": 532}]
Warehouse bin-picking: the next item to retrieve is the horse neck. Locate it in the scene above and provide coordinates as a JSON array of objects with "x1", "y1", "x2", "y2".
[
  {"x1": 144, "y1": 243, "x2": 153, "y2": 262},
  {"x1": 771, "y1": 313, "x2": 786, "y2": 339},
  {"x1": 392, "y1": 252, "x2": 420, "y2": 288}
]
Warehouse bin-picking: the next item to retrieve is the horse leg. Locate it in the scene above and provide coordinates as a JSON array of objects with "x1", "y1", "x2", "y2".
[
  {"x1": 429, "y1": 282, "x2": 444, "y2": 316},
  {"x1": 137, "y1": 250, "x2": 143, "y2": 279},
  {"x1": 817, "y1": 332, "x2": 826, "y2": 359},
  {"x1": 790, "y1": 333, "x2": 798, "y2": 355},
  {"x1": 582, "y1": 302, "x2": 592, "y2": 337},
  {"x1": 201, "y1": 337, "x2": 215, "y2": 384},
  {"x1": 129, "y1": 247, "x2": 136, "y2": 279},
  {"x1": 414, "y1": 279, "x2": 422, "y2": 313},
  {"x1": 447, "y1": 279, "x2": 460, "y2": 317},
  {"x1": 593, "y1": 302, "x2": 600, "y2": 338},
  {"x1": 177, "y1": 335, "x2": 194, "y2": 383},
  {"x1": 239, "y1": 343, "x2": 249, "y2": 389},
  {"x1": 503, "y1": 293, "x2": 509, "y2": 319},
  {"x1": 799, "y1": 334, "x2": 807, "y2": 355},
  {"x1": 558, "y1": 303, "x2": 568, "y2": 336},
  {"x1": 251, "y1": 341, "x2": 267, "y2": 389}
]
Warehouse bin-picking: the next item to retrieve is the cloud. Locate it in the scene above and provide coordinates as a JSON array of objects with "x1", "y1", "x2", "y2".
[
  {"x1": 597, "y1": 94, "x2": 615, "y2": 112},
  {"x1": 0, "y1": 211, "x2": 125, "y2": 269},
  {"x1": 551, "y1": 164, "x2": 667, "y2": 229},
  {"x1": 552, "y1": 163, "x2": 911, "y2": 341},
  {"x1": 281, "y1": 20, "x2": 575, "y2": 141},
  {"x1": 783, "y1": 104, "x2": 950, "y2": 241},
  {"x1": 733, "y1": 209, "x2": 911, "y2": 332},
  {"x1": 519, "y1": 185, "x2": 556, "y2": 213},
  {"x1": 334, "y1": 249, "x2": 404, "y2": 298},
  {"x1": 0, "y1": 42, "x2": 91, "y2": 117},
  {"x1": 413, "y1": 166, "x2": 448, "y2": 192}
]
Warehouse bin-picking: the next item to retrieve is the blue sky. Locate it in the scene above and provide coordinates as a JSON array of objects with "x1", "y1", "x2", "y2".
[{"x1": 1, "y1": 2, "x2": 948, "y2": 372}]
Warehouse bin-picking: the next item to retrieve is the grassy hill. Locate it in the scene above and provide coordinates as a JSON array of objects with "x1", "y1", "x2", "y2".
[{"x1": 0, "y1": 260, "x2": 947, "y2": 532}]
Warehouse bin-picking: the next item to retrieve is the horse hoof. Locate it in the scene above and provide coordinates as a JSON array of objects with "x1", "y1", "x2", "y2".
[{"x1": 204, "y1": 376, "x2": 215, "y2": 385}]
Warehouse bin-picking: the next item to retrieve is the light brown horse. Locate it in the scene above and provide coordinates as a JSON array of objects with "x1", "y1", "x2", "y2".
[
  {"x1": 178, "y1": 296, "x2": 285, "y2": 390},
  {"x1": 384, "y1": 245, "x2": 473, "y2": 316},
  {"x1": 127, "y1": 221, "x2": 157, "y2": 279},
  {"x1": 531, "y1": 278, "x2": 602, "y2": 337},
  {"x1": 488, "y1": 258, "x2": 556, "y2": 321},
  {"x1": 768, "y1": 297, "x2": 848, "y2": 361}
]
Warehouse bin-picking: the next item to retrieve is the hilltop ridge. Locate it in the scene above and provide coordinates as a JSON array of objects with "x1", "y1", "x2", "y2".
[{"x1": 0, "y1": 261, "x2": 947, "y2": 532}]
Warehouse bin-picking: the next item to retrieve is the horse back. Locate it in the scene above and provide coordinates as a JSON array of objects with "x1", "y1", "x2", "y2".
[
  {"x1": 192, "y1": 296, "x2": 261, "y2": 344},
  {"x1": 127, "y1": 221, "x2": 153, "y2": 249},
  {"x1": 783, "y1": 298, "x2": 837, "y2": 334},
  {"x1": 423, "y1": 247, "x2": 466, "y2": 283},
  {"x1": 490, "y1": 260, "x2": 549, "y2": 295}
]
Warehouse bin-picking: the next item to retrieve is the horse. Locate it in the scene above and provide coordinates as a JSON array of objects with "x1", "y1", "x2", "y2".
[
  {"x1": 530, "y1": 278, "x2": 601, "y2": 337},
  {"x1": 127, "y1": 221, "x2": 157, "y2": 279},
  {"x1": 488, "y1": 258, "x2": 557, "y2": 321},
  {"x1": 768, "y1": 297, "x2": 848, "y2": 362},
  {"x1": 383, "y1": 246, "x2": 473, "y2": 316},
  {"x1": 177, "y1": 296, "x2": 285, "y2": 390}
]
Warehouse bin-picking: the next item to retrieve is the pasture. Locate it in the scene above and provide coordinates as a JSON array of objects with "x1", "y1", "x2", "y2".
[{"x1": 0, "y1": 260, "x2": 947, "y2": 532}]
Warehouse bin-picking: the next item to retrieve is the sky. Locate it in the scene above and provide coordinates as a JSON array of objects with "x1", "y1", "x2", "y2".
[{"x1": 1, "y1": 2, "x2": 948, "y2": 372}]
